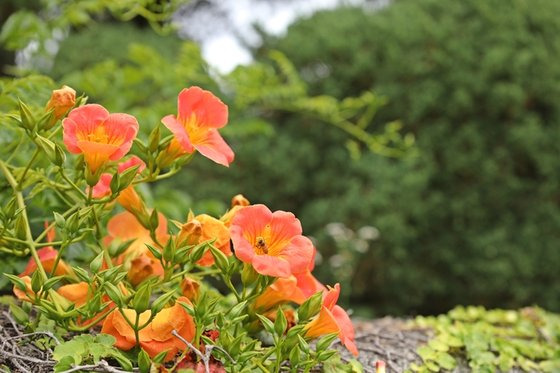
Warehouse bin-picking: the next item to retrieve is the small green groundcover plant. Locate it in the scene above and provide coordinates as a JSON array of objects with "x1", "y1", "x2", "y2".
[
  {"x1": 412, "y1": 306, "x2": 560, "y2": 373},
  {"x1": 0, "y1": 84, "x2": 363, "y2": 372}
]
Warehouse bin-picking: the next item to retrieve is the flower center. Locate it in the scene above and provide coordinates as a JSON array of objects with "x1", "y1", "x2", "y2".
[{"x1": 255, "y1": 236, "x2": 268, "y2": 254}]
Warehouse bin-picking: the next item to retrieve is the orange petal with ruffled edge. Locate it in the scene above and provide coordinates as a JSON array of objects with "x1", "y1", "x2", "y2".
[
  {"x1": 101, "y1": 311, "x2": 136, "y2": 350},
  {"x1": 177, "y1": 87, "x2": 228, "y2": 128},
  {"x1": 193, "y1": 129, "x2": 234, "y2": 167},
  {"x1": 332, "y1": 305, "x2": 358, "y2": 356}
]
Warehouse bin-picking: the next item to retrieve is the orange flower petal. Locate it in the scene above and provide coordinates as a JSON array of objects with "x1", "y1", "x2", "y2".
[
  {"x1": 193, "y1": 129, "x2": 234, "y2": 167},
  {"x1": 57, "y1": 282, "x2": 90, "y2": 307},
  {"x1": 177, "y1": 87, "x2": 228, "y2": 128}
]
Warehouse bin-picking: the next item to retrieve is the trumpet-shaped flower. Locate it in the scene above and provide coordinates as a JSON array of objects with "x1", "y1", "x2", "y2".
[
  {"x1": 177, "y1": 213, "x2": 231, "y2": 267},
  {"x1": 304, "y1": 284, "x2": 358, "y2": 356},
  {"x1": 230, "y1": 204, "x2": 314, "y2": 278},
  {"x1": 101, "y1": 297, "x2": 195, "y2": 361},
  {"x1": 63, "y1": 104, "x2": 138, "y2": 174},
  {"x1": 161, "y1": 87, "x2": 234, "y2": 167}
]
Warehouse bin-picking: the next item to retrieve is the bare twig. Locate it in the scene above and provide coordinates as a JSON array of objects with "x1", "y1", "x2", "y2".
[{"x1": 59, "y1": 359, "x2": 135, "y2": 373}]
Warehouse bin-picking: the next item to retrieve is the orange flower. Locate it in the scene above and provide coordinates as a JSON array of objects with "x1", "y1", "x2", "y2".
[
  {"x1": 63, "y1": 104, "x2": 138, "y2": 175},
  {"x1": 20, "y1": 246, "x2": 71, "y2": 277},
  {"x1": 230, "y1": 205, "x2": 314, "y2": 278},
  {"x1": 304, "y1": 284, "x2": 358, "y2": 356},
  {"x1": 221, "y1": 194, "x2": 250, "y2": 227},
  {"x1": 46, "y1": 85, "x2": 76, "y2": 125},
  {"x1": 105, "y1": 211, "x2": 168, "y2": 285},
  {"x1": 161, "y1": 87, "x2": 234, "y2": 167},
  {"x1": 177, "y1": 213, "x2": 231, "y2": 267},
  {"x1": 57, "y1": 282, "x2": 91, "y2": 307},
  {"x1": 101, "y1": 297, "x2": 195, "y2": 361}
]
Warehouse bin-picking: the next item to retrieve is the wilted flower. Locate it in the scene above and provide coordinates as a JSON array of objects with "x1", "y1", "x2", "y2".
[
  {"x1": 161, "y1": 87, "x2": 234, "y2": 167},
  {"x1": 63, "y1": 104, "x2": 138, "y2": 176},
  {"x1": 230, "y1": 204, "x2": 314, "y2": 278}
]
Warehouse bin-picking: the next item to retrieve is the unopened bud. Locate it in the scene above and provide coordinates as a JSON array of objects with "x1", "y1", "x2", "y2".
[
  {"x1": 231, "y1": 194, "x2": 250, "y2": 207},
  {"x1": 177, "y1": 219, "x2": 202, "y2": 247},
  {"x1": 180, "y1": 277, "x2": 200, "y2": 301},
  {"x1": 45, "y1": 85, "x2": 76, "y2": 128}
]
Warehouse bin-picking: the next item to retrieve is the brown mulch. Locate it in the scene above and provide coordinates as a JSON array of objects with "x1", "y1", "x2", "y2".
[
  {"x1": 0, "y1": 309, "x2": 57, "y2": 373},
  {"x1": 0, "y1": 307, "x2": 431, "y2": 373},
  {"x1": 335, "y1": 318, "x2": 431, "y2": 373}
]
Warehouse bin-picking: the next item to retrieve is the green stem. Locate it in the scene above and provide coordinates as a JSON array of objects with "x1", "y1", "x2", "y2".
[
  {"x1": 223, "y1": 275, "x2": 241, "y2": 302},
  {"x1": 68, "y1": 307, "x2": 113, "y2": 331},
  {"x1": 60, "y1": 169, "x2": 87, "y2": 199},
  {"x1": 50, "y1": 240, "x2": 69, "y2": 276},
  {"x1": 134, "y1": 312, "x2": 140, "y2": 348},
  {"x1": 0, "y1": 160, "x2": 48, "y2": 281},
  {"x1": 34, "y1": 205, "x2": 80, "y2": 244},
  {"x1": 18, "y1": 148, "x2": 40, "y2": 188},
  {"x1": 256, "y1": 360, "x2": 271, "y2": 373}
]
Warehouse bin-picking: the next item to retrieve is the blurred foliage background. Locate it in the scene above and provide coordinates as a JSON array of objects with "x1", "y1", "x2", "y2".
[{"x1": 1, "y1": 0, "x2": 560, "y2": 317}]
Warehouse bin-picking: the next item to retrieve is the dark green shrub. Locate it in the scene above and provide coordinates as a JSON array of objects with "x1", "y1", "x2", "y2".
[{"x1": 255, "y1": 0, "x2": 560, "y2": 314}]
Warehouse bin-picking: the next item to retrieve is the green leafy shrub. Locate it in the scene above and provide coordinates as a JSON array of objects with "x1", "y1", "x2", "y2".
[{"x1": 255, "y1": 0, "x2": 560, "y2": 314}]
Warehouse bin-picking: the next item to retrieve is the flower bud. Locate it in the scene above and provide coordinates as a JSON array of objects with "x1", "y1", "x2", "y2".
[
  {"x1": 180, "y1": 277, "x2": 200, "y2": 301},
  {"x1": 177, "y1": 219, "x2": 202, "y2": 248},
  {"x1": 45, "y1": 85, "x2": 76, "y2": 127},
  {"x1": 231, "y1": 194, "x2": 250, "y2": 207}
]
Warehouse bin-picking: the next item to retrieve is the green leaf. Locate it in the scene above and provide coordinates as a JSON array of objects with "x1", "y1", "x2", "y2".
[
  {"x1": 138, "y1": 349, "x2": 151, "y2": 373},
  {"x1": 256, "y1": 314, "x2": 275, "y2": 335},
  {"x1": 274, "y1": 307, "x2": 288, "y2": 336},
  {"x1": 435, "y1": 352, "x2": 456, "y2": 370}
]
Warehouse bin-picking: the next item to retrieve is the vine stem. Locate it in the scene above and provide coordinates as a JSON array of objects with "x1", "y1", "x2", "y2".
[{"x1": 0, "y1": 160, "x2": 48, "y2": 281}]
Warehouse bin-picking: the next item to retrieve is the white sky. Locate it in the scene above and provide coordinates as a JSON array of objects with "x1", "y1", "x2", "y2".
[{"x1": 175, "y1": 0, "x2": 365, "y2": 73}]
